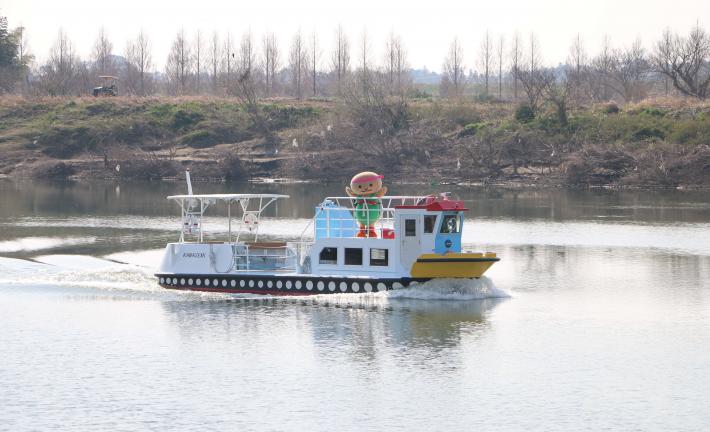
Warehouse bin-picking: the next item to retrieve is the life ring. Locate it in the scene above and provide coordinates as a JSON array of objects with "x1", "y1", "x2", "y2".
[{"x1": 243, "y1": 213, "x2": 259, "y2": 231}]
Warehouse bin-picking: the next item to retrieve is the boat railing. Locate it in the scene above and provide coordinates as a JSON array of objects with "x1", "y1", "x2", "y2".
[
  {"x1": 300, "y1": 195, "x2": 429, "y2": 241},
  {"x1": 229, "y1": 243, "x2": 298, "y2": 272}
]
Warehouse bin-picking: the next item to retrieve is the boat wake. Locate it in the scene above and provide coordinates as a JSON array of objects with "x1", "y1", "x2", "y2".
[
  {"x1": 0, "y1": 236, "x2": 97, "y2": 253},
  {"x1": 0, "y1": 255, "x2": 196, "y2": 301},
  {"x1": 386, "y1": 277, "x2": 509, "y2": 301},
  {"x1": 1, "y1": 254, "x2": 510, "y2": 303},
  {"x1": 297, "y1": 277, "x2": 510, "y2": 311}
]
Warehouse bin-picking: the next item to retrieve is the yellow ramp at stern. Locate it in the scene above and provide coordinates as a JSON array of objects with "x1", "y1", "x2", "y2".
[{"x1": 410, "y1": 253, "x2": 499, "y2": 278}]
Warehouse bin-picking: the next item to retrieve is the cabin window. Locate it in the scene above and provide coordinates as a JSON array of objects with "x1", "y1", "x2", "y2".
[
  {"x1": 319, "y1": 247, "x2": 338, "y2": 265},
  {"x1": 405, "y1": 219, "x2": 417, "y2": 236},
  {"x1": 370, "y1": 248, "x2": 389, "y2": 266},
  {"x1": 440, "y1": 214, "x2": 461, "y2": 233},
  {"x1": 424, "y1": 215, "x2": 437, "y2": 233},
  {"x1": 344, "y1": 248, "x2": 363, "y2": 265}
]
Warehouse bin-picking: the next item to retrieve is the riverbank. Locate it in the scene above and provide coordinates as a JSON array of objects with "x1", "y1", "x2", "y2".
[{"x1": 0, "y1": 96, "x2": 708, "y2": 188}]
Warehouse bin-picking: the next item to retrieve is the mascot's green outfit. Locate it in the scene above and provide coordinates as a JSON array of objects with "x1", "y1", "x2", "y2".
[
  {"x1": 347, "y1": 171, "x2": 387, "y2": 238},
  {"x1": 354, "y1": 194, "x2": 382, "y2": 238}
]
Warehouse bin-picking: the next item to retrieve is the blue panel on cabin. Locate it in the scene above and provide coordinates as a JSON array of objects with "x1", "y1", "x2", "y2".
[
  {"x1": 314, "y1": 201, "x2": 359, "y2": 239},
  {"x1": 434, "y1": 212, "x2": 463, "y2": 253}
]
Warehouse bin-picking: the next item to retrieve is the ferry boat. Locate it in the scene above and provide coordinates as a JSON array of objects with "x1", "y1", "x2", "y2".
[{"x1": 156, "y1": 174, "x2": 499, "y2": 295}]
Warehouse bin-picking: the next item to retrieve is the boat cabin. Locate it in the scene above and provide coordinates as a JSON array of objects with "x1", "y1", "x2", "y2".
[{"x1": 303, "y1": 194, "x2": 468, "y2": 277}]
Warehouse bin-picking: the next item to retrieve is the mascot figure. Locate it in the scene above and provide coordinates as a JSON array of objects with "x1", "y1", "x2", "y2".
[{"x1": 346, "y1": 171, "x2": 388, "y2": 238}]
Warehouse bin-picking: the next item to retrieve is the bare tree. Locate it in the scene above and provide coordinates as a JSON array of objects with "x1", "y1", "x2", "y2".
[
  {"x1": 331, "y1": 25, "x2": 350, "y2": 95},
  {"x1": 441, "y1": 37, "x2": 466, "y2": 98},
  {"x1": 223, "y1": 32, "x2": 234, "y2": 88},
  {"x1": 124, "y1": 41, "x2": 138, "y2": 94},
  {"x1": 512, "y1": 33, "x2": 546, "y2": 113},
  {"x1": 92, "y1": 27, "x2": 113, "y2": 75},
  {"x1": 359, "y1": 29, "x2": 371, "y2": 94},
  {"x1": 510, "y1": 32, "x2": 522, "y2": 100},
  {"x1": 653, "y1": 23, "x2": 710, "y2": 99},
  {"x1": 384, "y1": 32, "x2": 408, "y2": 95},
  {"x1": 609, "y1": 39, "x2": 650, "y2": 102},
  {"x1": 239, "y1": 30, "x2": 255, "y2": 78},
  {"x1": 40, "y1": 29, "x2": 78, "y2": 96},
  {"x1": 289, "y1": 29, "x2": 306, "y2": 98},
  {"x1": 567, "y1": 34, "x2": 588, "y2": 103},
  {"x1": 166, "y1": 28, "x2": 192, "y2": 95},
  {"x1": 657, "y1": 28, "x2": 673, "y2": 96},
  {"x1": 496, "y1": 35, "x2": 504, "y2": 100},
  {"x1": 310, "y1": 32, "x2": 319, "y2": 96},
  {"x1": 136, "y1": 30, "x2": 152, "y2": 95},
  {"x1": 209, "y1": 31, "x2": 220, "y2": 94},
  {"x1": 194, "y1": 30, "x2": 203, "y2": 93},
  {"x1": 339, "y1": 73, "x2": 411, "y2": 170},
  {"x1": 528, "y1": 33, "x2": 540, "y2": 74},
  {"x1": 591, "y1": 35, "x2": 615, "y2": 101},
  {"x1": 542, "y1": 68, "x2": 570, "y2": 125},
  {"x1": 479, "y1": 30, "x2": 493, "y2": 96},
  {"x1": 263, "y1": 32, "x2": 279, "y2": 97},
  {"x1": 234, "y1": 67, "x2": 278, "y2": 153},
  {"x1": 125, "y1": 29, "x2": 152, "y2": 95}
]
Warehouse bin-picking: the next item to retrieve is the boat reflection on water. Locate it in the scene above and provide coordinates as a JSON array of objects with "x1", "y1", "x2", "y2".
[
  {"x1": 385, "y1": 297, "x2": 503, "y2": 345},
  {"x1": 158, "y1": 294, "x2": 507, "y2": 358}
]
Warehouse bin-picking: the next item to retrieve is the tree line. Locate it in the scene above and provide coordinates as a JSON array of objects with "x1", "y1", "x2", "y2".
[{"x1": 1, "y1": 13, "x2": 708, "y2": 107}]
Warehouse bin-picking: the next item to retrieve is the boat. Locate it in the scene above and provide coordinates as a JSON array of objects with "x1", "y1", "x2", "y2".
[{"x1": 156, "y1": 172, "x2": 499, "y2": 295}]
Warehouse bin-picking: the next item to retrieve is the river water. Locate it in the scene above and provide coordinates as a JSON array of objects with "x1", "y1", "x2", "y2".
[{"x1": 1, "y1": 180, "x2": 709, "y2": 431}]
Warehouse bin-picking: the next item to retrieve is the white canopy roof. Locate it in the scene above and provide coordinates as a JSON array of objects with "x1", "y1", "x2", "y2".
[{"x1": 168, "y1": 194, "x2": 289, "y2": 202}]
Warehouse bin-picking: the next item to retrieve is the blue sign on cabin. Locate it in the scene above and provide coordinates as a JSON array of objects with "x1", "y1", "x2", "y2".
[
  {"x1": 314, "y1": 200, "x2": 358, "y2": 239},
  {"x1": 434, "y1": 212, "x2": 463, "y2": 253}
]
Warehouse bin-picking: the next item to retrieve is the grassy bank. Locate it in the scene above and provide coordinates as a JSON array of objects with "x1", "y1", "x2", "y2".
[{"x1": 0, "y1": 95, "x2": 708, "y2": 187}]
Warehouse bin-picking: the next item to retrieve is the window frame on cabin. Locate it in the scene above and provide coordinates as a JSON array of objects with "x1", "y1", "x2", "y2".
[
  {"x1": 344, "y1": 247, "x2": 363, "y2": 266},
  {"x1": 370, "y1": 248, "x2": 389, "y2": 267},
  {"x1": 319, "y1": 247, "x2": 338, "y2": 265},
  {"x1": 424, "y1": 215, "x2": 437, "y2": 234}
]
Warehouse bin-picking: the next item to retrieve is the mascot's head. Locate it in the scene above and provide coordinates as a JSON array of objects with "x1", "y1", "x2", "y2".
[{"x1": 349, "y1": 171, "x2": 384, "y2": 196}]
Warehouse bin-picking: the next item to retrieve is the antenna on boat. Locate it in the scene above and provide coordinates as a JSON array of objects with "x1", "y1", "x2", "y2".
[
  {"x1": 186, "y1": 169, "x2": 194, "y2": 195},
  {"x1": 185, "y1": 169, "x2": 197, "y2": 211}
]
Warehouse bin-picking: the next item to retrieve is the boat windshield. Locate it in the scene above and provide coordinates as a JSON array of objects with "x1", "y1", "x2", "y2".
[{"x1": 439, "y1": 214, "x2": 461, "y2": 233}]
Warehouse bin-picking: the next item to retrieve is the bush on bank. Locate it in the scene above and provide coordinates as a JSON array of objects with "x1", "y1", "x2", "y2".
[{"x1": 0, "y1": 96, "x2": 708, "y2": 186}]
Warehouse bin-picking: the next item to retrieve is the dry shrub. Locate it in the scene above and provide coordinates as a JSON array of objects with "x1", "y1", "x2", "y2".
[
  {"x1": 600, "y1": 102, "x2": 620, "y2": 114},
  {"x1": 220, "y1": 153, "x2": 249, "y2": 181},
  {"x1": 563, "y1": 148, "x2": 635, "y2": 185},
  {"x1": 629, "y1": 144, "x2": 710, "y2": 187},
  {"x1": 31, "y1": 161, "x2": 76, "y2": 179}
]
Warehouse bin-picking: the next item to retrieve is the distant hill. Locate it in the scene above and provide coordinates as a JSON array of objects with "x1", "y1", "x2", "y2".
[{"x1": 410, "y1": 68, "x2": 441, "y2": 85}]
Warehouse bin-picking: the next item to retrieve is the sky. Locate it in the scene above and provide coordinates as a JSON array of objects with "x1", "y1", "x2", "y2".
[{"x1": 3, "y1": 0, "x2": 708, "y2": 72}]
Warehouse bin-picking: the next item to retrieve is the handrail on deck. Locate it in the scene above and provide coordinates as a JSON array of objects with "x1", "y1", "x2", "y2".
[{"x1": 300, "y1": 195, "x2": 430, "y2": 241}]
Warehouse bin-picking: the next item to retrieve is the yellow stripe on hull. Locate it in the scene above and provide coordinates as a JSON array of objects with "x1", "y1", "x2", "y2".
[{"x1": 410, "y1": 253, "x2": 499, "y2": 278}]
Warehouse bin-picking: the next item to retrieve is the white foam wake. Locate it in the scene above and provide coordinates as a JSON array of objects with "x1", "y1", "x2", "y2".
[
  {"x1": 0, "y1": 258, "x2": 157, "y2": 292},
  {"x1": 0, "y1": 255, "x2": 247, "y2": 300},
  {"x1": 1, "y1": 253, "x2": 509, "y2": 303},
  {"x1": 386, "y1": 277, "x2": 509, "y2": 300},
  {"x1": 0, "y1": 236, "x2": 97, "y2": 253}
]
